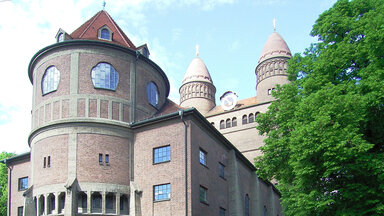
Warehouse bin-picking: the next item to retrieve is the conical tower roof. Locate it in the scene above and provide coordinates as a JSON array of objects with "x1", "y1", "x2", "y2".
[
  {"x1": 258, "y1": 32, "x2": 291, "y2": 63},
  {"x1": 182, "y1": 56, "x2": 213, "y2": 85}
]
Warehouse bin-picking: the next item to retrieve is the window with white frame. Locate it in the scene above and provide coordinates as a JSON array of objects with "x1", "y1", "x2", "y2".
[
  {"x1": 153, "y1": 145, "x2": 170, "y2": 164},
  {"x1": 42, "y1": 66, "x2": 60, "y2": 95},
  {"x1": 154, "y1": 184, "x2": 171, "y2": 201},
  {"x1": 91, "y1": 62, "x2": 119, "y2": 90},
  {"x1": 199, "y1": 148, "x2": 207, "y2": 166}
]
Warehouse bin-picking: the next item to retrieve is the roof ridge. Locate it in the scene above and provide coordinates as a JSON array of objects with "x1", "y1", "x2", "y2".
[
  {"x1": 103, "y1": 10, "x2": 135, "y2": 49},
  {"x1": 78, "y1": 10, "x2": 102, "y2": 38}
]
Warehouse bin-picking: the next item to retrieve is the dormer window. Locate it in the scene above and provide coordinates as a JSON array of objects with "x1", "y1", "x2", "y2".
[
  {"x1": 98, "y1": 26, "x2": 112, "y2": 41},
  {"x1": 58, "y1": 33, "x2": 64, "y2": 42}
]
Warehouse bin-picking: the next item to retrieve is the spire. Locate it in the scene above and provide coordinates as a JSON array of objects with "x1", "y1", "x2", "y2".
[
  {"x1": 273, "y1": 18, "x2": 276, "y2": 32},
  {"x1": 102, "y1": 0, "x2": 106, "y2": 10},
  {"x1": 196, "y1": 44, "x2": 199, "y2": 57}
]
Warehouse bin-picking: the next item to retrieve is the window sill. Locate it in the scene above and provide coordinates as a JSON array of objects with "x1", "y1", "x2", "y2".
[
  {"x1": 200, "y1": 163, "x2": 209, "y2": 169},
  {"x1": 153, "y1": 160, "x2": 170, "y2": 165},
  {"x1": 200, "y1": 200, "x2": 209, "y2": 206},
  {"x1": 154, "y1": 198, "x2": 170, "y2": 203}
]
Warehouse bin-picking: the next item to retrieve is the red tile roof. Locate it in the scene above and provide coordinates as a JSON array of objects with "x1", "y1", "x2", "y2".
[
  {"x1": 70, "y1": 10, "x2": 136, "y2": 49},
  {"x1": 205, "y1": 96, "x2": 258, "y2": 116}
]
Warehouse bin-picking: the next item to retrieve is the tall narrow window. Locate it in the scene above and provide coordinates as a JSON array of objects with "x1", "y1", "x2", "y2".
[
  {"x1": 146, "y1": 82, "x2": 159, "y2": 107},
  {"x1": 220, "y1": 207, "x2": 226, "y2": 216},
  {"x1": 105, "y1": 154, "x2": 110, "y2": 164},
  {"x1": 42, "y1": 66, "x2": 60, "y2": 95},
  {"x1": 58, "y1": 192, "x2": 65, "y2": 214},
  {"x1": 226, "y1": 118, "x2": 231, "y2": 128},
  {"x1": 99, "y1": 154, "x2": 103, "y2": 164},
  {"x1": 47, "y1": 156, "x2": 51, "y2": 167},
  {"x1": 154, "y1": 184, "x2": 171, "y2": 201},
  {"x1": 219, "y1": 163, "x2": 225, "y2": 179},
  {"x1": 242, "y1": 115, "x2": 248, "y2": 124},
  {"x1": 199, "y1": 186, "x2": 207, "y2": 203},
  {"x1": 153, "y1": 146, "x2": 171, "y2": 164},
  {"x1": 17, "y1": 207, "x2": 23, "y2": 216},
  {"x1": 106, "y1": 193, "x2": 116, "y2": 214},
  {"x1": 245, "y1": 194, "x2": 250, "y2": 216},
  {"x1": 220, "y1": 120, "x2": 225, "y2": 129},
  {"x1": 248, "y1": 113, "x2": 254, "y2": 123},
  {"x1": 91, "y1": 63, "x2": 119, "y2": 90},
  {"x1": 199, "y1": 149, "x2": 207, "y2": 166},
  {"x1": 232, "y1": 117, "x2": 237, "y2": 127},
  {"x1": 43, "y1": 157, "x2": 46, "y2": 168},
  {"x1": 91, "y1": 192, "x2": 102, "y2": 213}
]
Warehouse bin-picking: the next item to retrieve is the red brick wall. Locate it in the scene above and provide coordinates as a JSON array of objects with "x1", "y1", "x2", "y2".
[
  {"x1": 76, "y1": 133, "x2": 130, "y2": 185},
  {"x1": 32, "y1": 135, "x2": 68, "y2": 188},
  {"x1": 9, "y1": 159, "x2": 30, "y2": 216}
]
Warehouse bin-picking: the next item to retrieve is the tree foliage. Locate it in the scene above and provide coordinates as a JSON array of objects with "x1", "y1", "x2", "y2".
[
  {"x1": 0, "y1": 152, "x2": 15, "y2": 216},
  {"x1": 255, "y1": 0, "x2": 384, "y2": 215}
]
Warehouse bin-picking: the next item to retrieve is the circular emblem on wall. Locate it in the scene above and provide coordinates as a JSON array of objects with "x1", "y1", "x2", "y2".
[{"x1": 220, "y1": 91, "x2": 238, "y2": 111}]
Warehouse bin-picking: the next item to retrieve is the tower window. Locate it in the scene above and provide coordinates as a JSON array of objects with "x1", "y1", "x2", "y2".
[
  {"x1": 232, "y1": 117, "x2": 237, "y2": 127},
  {"x1": 245, "y1": 194, "x2": 250, "y2": 216},
  {"x1": 220, "y1": 120, "x2": 225, "y2": 129},
  {"x1": 57, "y1": 33, "x2": 64, "y2": 42},
  {"x1": 199, "y1": 148, "x2": 207, "y2": 166},
  {"x1": 248, "y1": 113, "x2": 254, "y2": 123},
  {"x1": 105, "y1": 154, "x2": 110, "y2": 164},
  {"x1": 242, "y1": 115, "x2": 248, "y2": 124},
  {"x1": 99, "y1": 154, "x2": 103, "y2": 164},
  {"x1": 226, "y1": 118, "x2": 231, "y2": 128},
  {"x1": 42, "y1": 66, "x2": 60, "y2": 95},
  {"x1": 146, "y1": 82, "x2": 159, "y2": 108},
  {"x1": 199, "y1": 185, "x2": 208, "y2": 203},
  {"x1": 91, "y1": 62, "x2": 119, "y2": 90},
  {"x1": 219, "y1": 163, "x2": 225, "y2": 179},
  {"x1": 47, "y1": 156, "x2": 51, "y2": 167}
]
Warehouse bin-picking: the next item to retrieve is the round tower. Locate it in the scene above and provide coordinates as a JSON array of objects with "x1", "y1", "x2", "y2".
[
  {"x1": 255, "y1": 31, "x2": 292, "y2": 103},
  {"x1": 26, "y1": 10, "x2": 169, "y2": 215},
  {"x1": 179, "y1": 50, "x2": 216, "y2": 115}
]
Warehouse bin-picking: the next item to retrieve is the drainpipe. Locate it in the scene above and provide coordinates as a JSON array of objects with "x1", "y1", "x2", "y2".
[
  {"x1": 178, "y1": 110, "x2": 188, "y2": 216},
  {"x1": 3, "y1": 159, "x2": 12, "y2": 216}
]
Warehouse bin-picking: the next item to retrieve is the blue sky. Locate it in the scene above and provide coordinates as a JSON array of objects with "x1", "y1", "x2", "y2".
[{"x1": 0, "y1": 0, "x2": 336, "y2": 153}]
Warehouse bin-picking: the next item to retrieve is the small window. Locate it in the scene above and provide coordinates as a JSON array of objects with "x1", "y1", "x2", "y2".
[
  {"x1": 263, "y1": 205, "x2": 268, "y2": 216},
  {"x1": 17, "y1": 207, "x2": 23, "y2": 216},
  {"x1": 100, "y1": 28, "x2": 110, "y2": 40},
  {"x1": 47, "y1": 156, "x2": 51, "y2": 168},
  {"x1": 147, "y1": 82, "x2": 159, "y2": 107},
  {"x1": 43, "y1": 157, "x2": 46, "y2": 168},
  {"x1": 242, "y1": 115, "x2": 248, "y2": 124},
  {"x1": 199, "y1": 149, "x2": 207, "y2": 166},
  {"x1": 18, "y1": 177, "x2": 28, "y2": 191},
  {"x1": 91, "y1": 62, "x2": 119, "y2": 90},
  {"x1": 220, "y1": 120, "x2": 225, "y2": 129},
  {"x1": 57, "y1": 33, "x2": 64, "y2": 42},
  {"x1": 211, "y1": 122, "x2": 215, "y2": 126},
  {"x1": 199, "y1": 185, "x2": 207, "y2": 203},
  {"x1": 105, "y1": 154, "x2": 109, "y2": 164},
  {"x1": 226, "y1": 118, "x2": 231, "y2": 128},
  {"x1": 153, "y1": 146, "x2": 171, "y2": 164},
  {"x1": 154, "y1": 183, "x2": 171, "y2": 201},
  {"x1": 220, "y1": 207, "x2": 226, "y2": 216},
  {"x1": 268, "y1": 89, "x2": 272, "y2": 95},
  {"x1": 245, "y1": 194, "x2": 250, "y2": 216},
  {"x1": 248, "y1": 113, "x2": 254, "y2": 123},
  {"x1": 99, "y1": 154, "x2": 103, "y2": 164},
  {"x1": 219, "y1": 163, "x2": 225, "y2": 179},
  {"x1": 232, "y1": 117, "x2": 237, "y2": 127},
  {"x1": 42, "y1": 66, "x2": 60, "y2": 95}
]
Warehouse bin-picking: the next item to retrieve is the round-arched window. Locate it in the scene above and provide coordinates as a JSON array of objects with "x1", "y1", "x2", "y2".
[
  {"x1": 91, "y1": 63, "x2": 119, "y2": 90},
  {"x1": 146, "y1": 82, "x2": 159, "y2": 107},
  {"x1": 42, "y1": 66, "x2": 60, "y2": 95},
  {"x1": 100, "y1": 28, "x2": 110, "y2": 40}
]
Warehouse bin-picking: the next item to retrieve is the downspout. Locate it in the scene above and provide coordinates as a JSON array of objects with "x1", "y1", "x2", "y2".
[
  {"x1": 3, "y1": 160, "x2": 12, "y2": 216},
  {"x1": 178, "y1": 110, "x2": 188, "y2": 216}
]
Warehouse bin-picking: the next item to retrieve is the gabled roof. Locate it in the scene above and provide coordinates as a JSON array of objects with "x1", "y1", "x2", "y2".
[{"x1": 70, "y1": 10, "x2": 136, "y2": 49}]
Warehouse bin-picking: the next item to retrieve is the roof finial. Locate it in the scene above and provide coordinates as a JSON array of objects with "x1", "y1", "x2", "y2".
[
  {"x1": 196, "y1": 44, "x2": 199, "y2": 57},
  {"x1": 273, "y1": 17, "x2": 276, "y2": 32},
  {"x1": 102, "y1": 0, "x2": 106, "y2": 10}
]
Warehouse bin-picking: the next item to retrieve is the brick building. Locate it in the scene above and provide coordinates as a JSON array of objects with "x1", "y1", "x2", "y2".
[{"x1": 1, "y1": 10, "x2": 291, "y2": 216}]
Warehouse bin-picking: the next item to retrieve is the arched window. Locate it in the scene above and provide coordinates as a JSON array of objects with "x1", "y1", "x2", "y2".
[
  {"x1": 242, "y1": 115, "x2": 248, "y2": 125},
  {"x1": 91, "y1": 63, "x2": 119, "y2": 90},
  {"x1": 48, "y1": 194, "x2": 55, "y2": 214},
  {"x1": 77, "y1": 192, "x2": 87, "y2": 213},
  {"x1": 220, "y1": 120, "x2": 225, "y2": 129},
  {"x1": 58, "y1": 192, "x2": 65, "y2": 214},
  {"x1": 245, "y1": 194, "x2": 250, "y2": 216},
  {"x1": 100, "y1": 28, "x2": 111, "y2": 40},
  {"x1": 146, "y1": 82, "x2": 159, "y2": 107},
  {"x1": 58, "y1": 33, "x2": 64, "y2": 42},
  {"x1": 42, "y1": 66, "x2": 60, "y2": 95},
  {"x1": 91, "y1": 192, "x2": 102, "y2": 213},
  {"x1": 226, "y1": 118, "x2": 231, "y2": 128},
  {"x1": 232, "y1": 117, "x2": 237, "y2": 127},
  {"x1": 248, "y1": 113, "x2": 254, "y2": 123},
  {"x1": 106, "y1": 193, "x2": 116, "y2": 214},
  {"x1": 120, "y1": 194, "x2": 129, "y2": 215},
  {"x1": 255, "y1": 112, "x2": 260, "y2": 118}
]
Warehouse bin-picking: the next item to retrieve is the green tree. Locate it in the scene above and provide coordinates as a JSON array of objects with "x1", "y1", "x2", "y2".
[
  {"x1": 0, "y1": 152, "x2": 15, "y2": 216},
  {"x1": 255, "y1": 0, "x2": 384, "y2": 215}
]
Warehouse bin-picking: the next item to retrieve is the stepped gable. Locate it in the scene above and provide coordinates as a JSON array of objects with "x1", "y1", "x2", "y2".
[
  {"x1": 70, "y1": 10, "x2": 136, "y2": 49},
  {"x1": 258, "y1": 32, "x2": 291, "y2": 63}
]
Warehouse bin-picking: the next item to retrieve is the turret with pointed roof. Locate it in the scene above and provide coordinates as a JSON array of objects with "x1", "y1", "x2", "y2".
[
  {"x1": 179, "y1": 49, "x2": 216, "y2": 115},
  {"x1": 255, "y1": 31, "x2": 292, "y2": 103}
]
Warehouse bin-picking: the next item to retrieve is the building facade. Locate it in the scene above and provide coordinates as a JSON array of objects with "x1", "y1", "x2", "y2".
[{"x1": 1, "y1": 10, "x2": 290, "y2": 216}]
